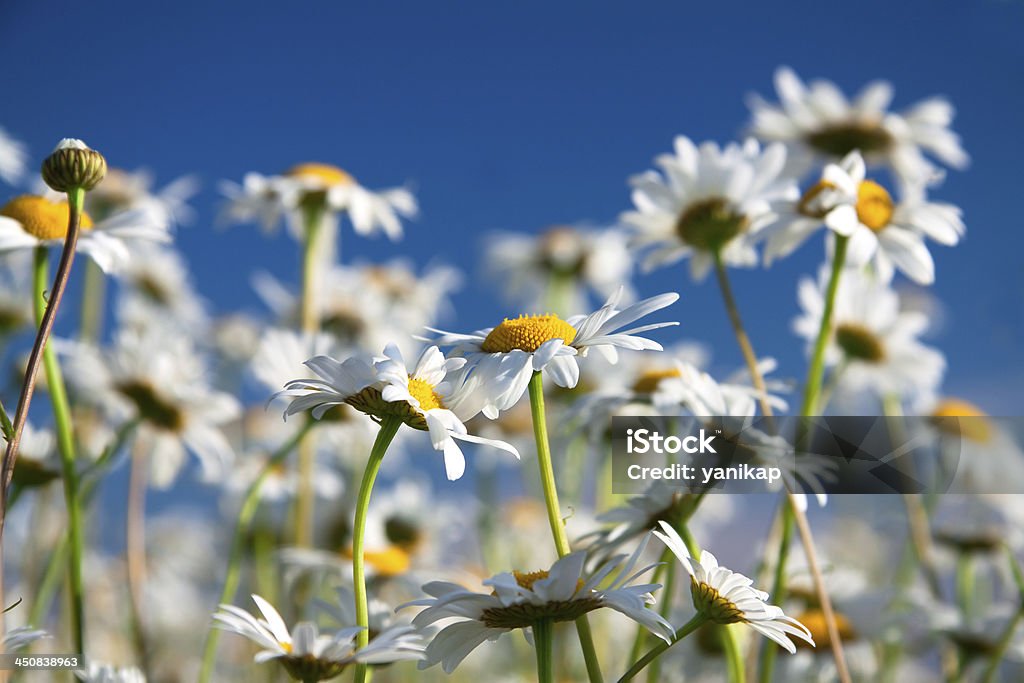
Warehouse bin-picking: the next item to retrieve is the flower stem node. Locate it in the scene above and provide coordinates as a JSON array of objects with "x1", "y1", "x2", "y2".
[{"x1": 41, "y1": 139, "x2": 107, "y2": 193}]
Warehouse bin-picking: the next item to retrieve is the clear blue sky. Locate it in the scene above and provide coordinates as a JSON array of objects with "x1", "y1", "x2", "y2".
[{"x1": 2, "y1": 0, "x2": 1022, "y2": 412}]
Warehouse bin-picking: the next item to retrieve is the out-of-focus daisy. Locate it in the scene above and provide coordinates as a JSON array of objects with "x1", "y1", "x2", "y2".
[
  {"x1": 75, "y1": 663, "x2": 146, "y2": 683},
  {"x1": 0, "y1": 126, "x2": 28, "y2": 185},
  {"x1": 748, "y1": 66, "x2": 968, "y2": 189},
  {"x1": 427, "y1": 288, "x2": 678, "y2": 417},
  {"x1": 764, "y1": 151, "x2": 964, "y2": 282},
  {"x1": 483, "y1": 225, "x2": 633, "y2": 313},
  {"x1": 654, "y1": 521, "x2": 814, "y2": 653},
  {"x1": 925, "y1": 398, "x2": 1024, "y2": 494},
  {"x1": 213, "y1": 593, "x2": 424, "y2": 681},
  {"x1": 8, "y1": 421, "x2": 59, "y2": 489},
  {"x1": 794, "y1": 265, "x2": 945, "y2": 405},
  {"x1": 115, "y1": 243, "x2": 208, "y2": 333},
  {"x1": 1, "y1": 625, "x2": 48, "y2": 651},
  {"x1": 78, "y1": 167, "x2": 198, "y2": 227},
  {"x1": 0, "y1": 253, "x2": 33, "y2": 336},
  {"x1": 220, "y1": 163, "x2": 417, "y2": 242},
  {"x1": 0, "y1": 194, "x2": 170, "y2": 273},
  {"x1": 622, "y1": 136, "x2": 797, "y2": 278},
  {"x1": 277, "y1": 344, "x2": 519, "y2": 480},
  {"x1": 402, "y1": 540, "x2": 674, "y2": 673},
  {"x1": 60, "y1": 326, "x2": 240, "y2": 487}
]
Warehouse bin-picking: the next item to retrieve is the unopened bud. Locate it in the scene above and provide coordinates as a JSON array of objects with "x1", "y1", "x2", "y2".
[{"x1": 41, "y1": 138, "x2": 107, "y2": 192}]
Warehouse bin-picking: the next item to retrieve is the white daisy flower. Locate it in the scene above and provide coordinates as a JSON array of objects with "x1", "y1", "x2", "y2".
[
  {"x1": 59, "y1": 326, "x2": 241, "y2": 488},
  {"x1": 1, "y1": 625, "x2": 48, "y2": 651},
  {"x1": 401, "y1": 539, "x2": 674, "y2": 673},
  {"x1": 653, "y1": 521, "x2": 814, "y2": 653},
  {"x1": 7, "y1": 421, "x2": 59, "y2": 489},
  {"x1": 0, "y1": 126, "x2": 28, "y2": 185},
  {"x1": 622, "y1": 136, "x2": 797, "y2": 279},
  {"x1": 483, "y1": 225, "x2": 634, "y2": 313},
  {"x1": 277, "y1": 344, "x2": 519, "y2": 480},
  {"x1": 794, "y1": 264, "x2": 945, "y2": 405},
  {"x1": 427, "y1": 288, "x2": 678, "y2": 418},
  {"x1": 748, "y1": 66, "x2": 968, "y2": 190},
  {"x1": 75, "y1": 663, "x2": 146, "y2": 683},
  {"x1": 220, "y1": 162, "x2": 417, "y2": 242},
  {"x1": 115, "y1": 242, "x2": 208, "y2": 333},
  {"x1": 764, "y1": 150, "x2": 964, "y2": 282},
  {"x1": 79, "y1": 166, "x2": 198, "y2": 227},
  {"x1": 0, "y1": 193, "x2": 171, "y2": 274},
  {"x1": 213, "y1": 594, "x2": 424, "y2": 681}
]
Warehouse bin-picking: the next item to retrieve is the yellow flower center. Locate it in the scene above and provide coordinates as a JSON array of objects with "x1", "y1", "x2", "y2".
[
  {"x1": 795, "y1": 609, "x2": 857, "y2": 650},
  {"x1": 632, "y1": 368, "x2": 682, "y2": 394},
  {"x1": 407, "y1": 377, "x2": 444, "y2": 412},
  {"x1": 480, "y1": 314, "x2": 578, "y2": 353},
  {"x1": 0, "y1": 195, "x2": 94, "y2": 241},
  {"x1": 834, "y1": 323, "x2": 886, "y2": 363},
  {"x1": 364, "y1": 546, "x2": 412, "y2": 577},
  {"x1": 691, "y1": 579, "x2": 745, "y2": 624},
  {"x1": 513, "y1": 569, "x2": 550, "y2": 592},
  {"x1": 675, "y1": 197, "x2": 749, "y2": 251},
  {"x1": 855, "y1": 180, "x2": 894, "y2": 232},
  {"x1": 930, "y1": 398, "x2": 993, "y2": 444},
  {"x1": 285, "y1": 162, "x2": 354, "y2": 187}
]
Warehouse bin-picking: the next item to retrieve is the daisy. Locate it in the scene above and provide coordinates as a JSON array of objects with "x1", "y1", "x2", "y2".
[
  {"x1": 1, "y1": 625, "x2": 48, "y2": 651},
  {"x1": 0, "y1": 126, "x2": 28, "y2": 185},
  {"x1": 0, "y1": 193, "x2": 171, "y2": 274},
  {"x1": 219, "y1": 162, "x2": 417, "y2": 242},
  {"x1": 59, "y1": 325, "x2": 241, "y2": 488},
  {"x1": 748, "y1": 66, "x2": 968, "y2": 189},
  {"x1": 213, "y1": 594, "x2": 424, "y2": 681},
  {"x1": 427, "y1": 288, "x2": 678, "y2": 418},
  {"x1": 8, "y1": 421, "x2": 59, "y2": 489},
  {"x1": 653, "y1": 521, "x2": 814, "y2": 653},
  {"x1": 764, "y1": 151, "x2": 964, "y2": 282},
  {"x1": 483, "y1": 225, "x2": 633, "y2": 313},
  {"x1": 277, "y1": 344, "x2": 519, "y2": 480},
  {"x1": 115, "y1": 243, "x2": 208, "y2": 333},
  {"x1": 401, "y1": 539, "x2": 674, "y2": 673},
  {"x1": 76, "y1": 166, "x2": 198, "y2": 227},
  {"x1": 75, "y1": 663, "x2": 146, "y2": 683},
  {"x1": 622, "y1": 136, "x2": 797, "y2": 278},
  {"x1": 794, "y1": 264, "x2": 945, "y2": 405}
]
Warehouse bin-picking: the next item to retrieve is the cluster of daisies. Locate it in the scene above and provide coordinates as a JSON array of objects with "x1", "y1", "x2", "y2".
[{"x1": 0, "y1": 66, "x2": 1021, "y2": 683}]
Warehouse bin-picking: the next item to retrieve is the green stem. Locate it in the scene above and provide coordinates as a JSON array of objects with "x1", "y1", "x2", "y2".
[
  {"x1": 799, "y1": 234, "x2": 848, "y2": 416},
  {"x1": 294, "y1": 203, "x2": 324, "y2": 548},
  {"x1": 646, "y1": 553, "x2": 676, "y2": 683},
  {"x1": 352, "y1": 417, "x2": 402, "y2": 683},
  {"x1": 33, "y1": 245, "x2": 85, "y2": 654},
  {"x1": 527, "y1": 371, "x2": 603, "y2": 683},
  {"x1": 618, "y1": 613, "x2": 709, "y2": 682},
  {"x1": 78, "y1": 260, "x2": 106, "y2": 343},
  {"x1": 198, "y1": 421, "x2": 313, "y2": 683},
  {"x1": 534, "y1": 618, "x2": 555, "y2": 683},
  {"x1": 758, "y1": 505, "x2": 794, "y2": 683}
]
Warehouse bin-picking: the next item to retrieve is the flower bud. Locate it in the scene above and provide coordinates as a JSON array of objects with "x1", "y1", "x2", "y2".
[{"x1": 41, "y1": 138, "x2": 107, "y2": 192}]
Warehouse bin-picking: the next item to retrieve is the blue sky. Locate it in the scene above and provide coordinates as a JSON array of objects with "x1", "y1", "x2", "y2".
[{"x1": 2, "y1": 0, "x2": 1022, "y2": 411}]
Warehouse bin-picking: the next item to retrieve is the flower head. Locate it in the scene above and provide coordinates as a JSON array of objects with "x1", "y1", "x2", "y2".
[
  {"x1": 748, "y1": 66, "x2": 968, "y2": 189},
  {"x1": 0, "y1": 193, "x2": 171, "y2": 273},
  {"x1": 654, "y1": 521, "x2": 814, "y2": 653},
  {"x1": 41, "y1": 138, "x2": 107, "y2": 192},
  {"x1": 427, "y1": 288, "x2": 678, "y2": 417},
  {"x1": 213, "y1": 594, "x2": 424, "y2": 681},
  {"x1": 402, "y1": 539, "x2": 674, "y2": 673},
  {"x1": 277, "y1": 344, "x2": 519, "y2": 480},
  {"x1": 623, "y1": 136, "x2": 797, "y2": 278}
]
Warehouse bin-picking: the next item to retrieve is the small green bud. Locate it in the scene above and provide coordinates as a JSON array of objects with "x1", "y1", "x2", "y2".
[{"x1": 41, "y1": 138, "x2": 107, "y2": 192}]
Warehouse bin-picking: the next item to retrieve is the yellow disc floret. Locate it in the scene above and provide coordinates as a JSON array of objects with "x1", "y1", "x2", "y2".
[
  {"x1": 632, "y1": 368, "x2": 682, "y2": 394},
  {"x1": 0, "y1": 195, "x2": 94, "y2": 241},
  {"x1": 364, "y1": 546, "x2": 412, "y2": 577},
  {"x1": 480, "y1": 314, "x2": 578, "y2": 353},
  {"x1": 407, "y1": 376, "x2": 444, "y2": 412},
  {"x1": 930, "y1": 398, "x2": 992, "y2": 443},
  {"x1": 285, "y1": 162, "x2": 354, "y2": 186},
  {"x1": 855, "y1": 180, "x2": 894, "y2": 232}
]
